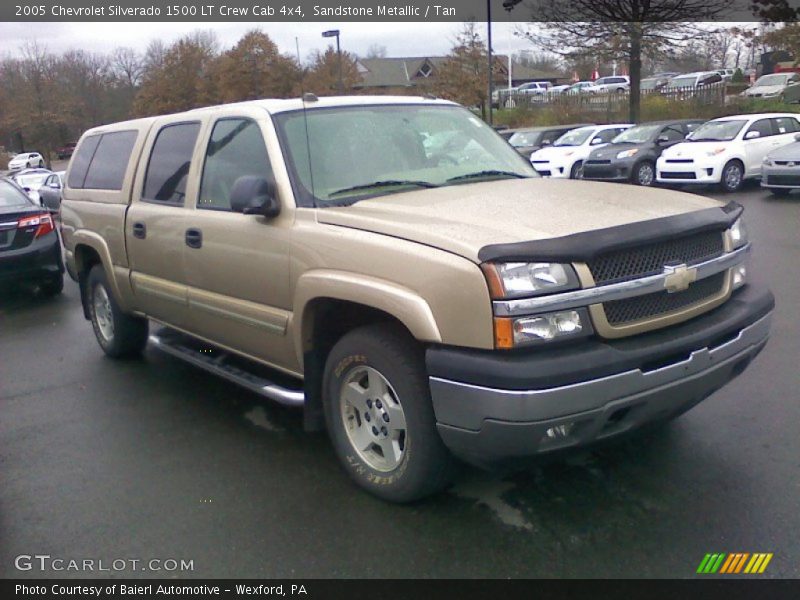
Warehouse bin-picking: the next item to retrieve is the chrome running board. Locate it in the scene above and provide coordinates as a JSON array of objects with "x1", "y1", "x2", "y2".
[{"x1": 148, "y1": 328, "x2": 305, "y2": 407}]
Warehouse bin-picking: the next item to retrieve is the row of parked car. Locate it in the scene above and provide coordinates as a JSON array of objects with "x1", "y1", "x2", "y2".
[{"x1": 502, "y1": 112, "x2": 800, "y2": 194}]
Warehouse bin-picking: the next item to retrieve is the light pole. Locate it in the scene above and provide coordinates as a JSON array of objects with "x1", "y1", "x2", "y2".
[{"x1": 322, "y1": 29, "x2": 343, "y2": 94}]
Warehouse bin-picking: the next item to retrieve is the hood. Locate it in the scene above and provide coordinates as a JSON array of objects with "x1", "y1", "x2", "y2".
[
  {"x1": 317, "y1": 178, "x2": 721, "y2": 263},
  {"x1": 744, "y1": 84, "x2": 784, "y2": 96},
  {"x1": 589, "y1": 143, "x2": 648, "y2": 159},
  {"x1": 661, "y1": 141, "x2": 728, "y2": 158},
  {"x1": 530, "y1": 144, "x2": 588, "y2": 160},
  {"x1": 767, "y1": 141, "x2": 800, "y2": 160}
]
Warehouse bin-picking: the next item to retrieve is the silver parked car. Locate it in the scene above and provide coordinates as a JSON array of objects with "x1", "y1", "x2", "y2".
[{"x1": 761, "y1": 132, "x2": 800, "y2": 196}]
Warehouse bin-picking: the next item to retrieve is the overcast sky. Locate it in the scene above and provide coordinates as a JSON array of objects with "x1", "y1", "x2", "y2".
[{"x1": 0, "y1": 22, "x2": 534, "y2": 61}]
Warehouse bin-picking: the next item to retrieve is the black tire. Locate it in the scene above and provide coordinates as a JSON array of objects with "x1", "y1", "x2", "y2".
[
  {"x1": 719, "y1": 160, "x2": 744, "y2": 193},
  {"x1": 87, "y1": 265, "x2": 148, "y2": 358},
  {"x1": 570, "y1": 161, "x2": 584, "y2": 179},
  {"x1": 322, "y1": 323, "x2": 456, "y2": 502},
  {"x1": 39, "y1": 272, "x2": 63, "y2": 297},
  {"x1": 26, "y1": 162, "x2": 32, "y2": 169},
  {"x1": 769, "y1": 188, "x2": 791, "y2": 197},
  {"x1": 632, "y1": 160, "x2": 656, "y2": 186},
  {"x1": 38, "y1": 159, "x2": 44, "y2": 168}
]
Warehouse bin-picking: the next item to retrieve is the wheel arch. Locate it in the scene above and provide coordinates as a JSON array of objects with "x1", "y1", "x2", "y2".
[
  {"x1": 293, "y1": 270, "x2": 441, "y2": 431},
  {"x1": 72, "y1": 232, "x2": 124, "y2": 319}
]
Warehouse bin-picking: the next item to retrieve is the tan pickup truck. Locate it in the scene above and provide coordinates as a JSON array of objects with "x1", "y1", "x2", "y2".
[{"x1": 61, "y1": 96, "x2": 773, "y2": 502}]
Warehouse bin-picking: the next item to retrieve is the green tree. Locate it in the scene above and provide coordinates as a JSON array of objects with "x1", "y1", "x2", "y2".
[
  {"x1": 208, "y1": 30, "x2": 301, "y2": 103},
  {"x1": 435, "y1": 23, "x2": 503, "y2": 120},
  {"x1": 303, "y1": 47, "x2": 360, "y2": 95}
]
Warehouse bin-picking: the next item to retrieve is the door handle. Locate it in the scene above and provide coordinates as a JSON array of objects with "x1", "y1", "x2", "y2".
[
  {"x1": 132, "y1": 222, "x2": 146, "y2": 239},
  {"x1": 185, "y1": 228, "x2": 203, "y2": 249}
]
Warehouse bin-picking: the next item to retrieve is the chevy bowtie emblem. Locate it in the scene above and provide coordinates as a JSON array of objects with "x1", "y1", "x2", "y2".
[{"x1": 663, "y1": 263, "x2": 697, "y2": 293}]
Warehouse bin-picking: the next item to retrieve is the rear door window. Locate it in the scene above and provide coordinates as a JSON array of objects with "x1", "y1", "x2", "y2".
[
  {"x1": 67, "y1": 135, "x2": 101, "y2": 188},
  {"x1": 82, "y1": 130, "x2": 137, "y2": 190},
  {"x1": 772, "y1": 117, "x2": 799, "y2": 134},
  {"x1": 142, "y1": 122, "x2": 201, "y2": 205}
]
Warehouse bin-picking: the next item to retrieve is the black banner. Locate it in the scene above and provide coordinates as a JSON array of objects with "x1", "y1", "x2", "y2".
[
  {"x1": 4, "y1": 579, "x2": 800, "y2": 600},
  {"x1": 0, "y1": 0, "x2": 790, "y2": 22}
]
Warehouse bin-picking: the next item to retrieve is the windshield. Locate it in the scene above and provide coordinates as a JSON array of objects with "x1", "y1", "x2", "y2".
[
  {"x1": 612, "y1": 124, "x2": 661, "y2": 144},
  {"x1": 640, "y1": 78, "x2": 658, "y2": 90},
  {"x1": 16, "y1": 173, "x2": 49, "y2": 188},
  {"x1": 273, "y1": 104, "x2": 536, "y2": 206},
  {"x1": 553, "y1": 128, "x2": 594, "y2": 146},
  {"x1": 665, "y1": 76, "x2": 697, "y2": 89},
  {"x1": 0, "y1": 180, "x2": 33, "y2": 207},
  {"x1": 754, "y1": 74, "x2": 791, "y2": 87},
  {"x1": 688, "y1": 120, "x2": 747, "y2": 142},
  {"x1": 508, "y1": 131, "x2": 543, "y2": 147}
]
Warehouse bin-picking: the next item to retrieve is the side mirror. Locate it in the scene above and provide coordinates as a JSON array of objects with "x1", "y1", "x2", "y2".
[
  {"x1": 590, "y1": 137, "x2": 603, "y2": 145},
  {"x1": 541, "y1": 140, "x2": 552, "y2": 146},
  {"x1": 656, "y1": 135, "x2": 670, "y2": 144},
  {"x1": 744, "y1": 131, "x2": 761, "y2": 140},
  {"x1": 230, "y1": 176, "x2": 280, "y2": 218}
]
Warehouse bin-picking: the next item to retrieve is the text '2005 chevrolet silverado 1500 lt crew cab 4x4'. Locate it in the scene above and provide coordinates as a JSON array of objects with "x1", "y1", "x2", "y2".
[{"x1": 61, "y1": 96, "x2": 774, "y2": 502}]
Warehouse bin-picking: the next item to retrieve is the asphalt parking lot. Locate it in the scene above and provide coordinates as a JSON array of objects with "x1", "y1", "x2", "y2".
[{"x1": 1, "y1": 183, "x2": 798, "y2": 579}]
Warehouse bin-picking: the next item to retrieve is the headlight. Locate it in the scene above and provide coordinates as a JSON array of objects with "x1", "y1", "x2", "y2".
[
  {"x1": 494, "y1": 309, "x2": 592, "y2": 348},
  {"x1": 481, "y1": 262, "x2": 580, "y2": 299},
  {"x1": 616, "y1": 148, "x2": 639, "y2": 159},
  {"x1": 705, "y1": 147, "x2": 726, "y2": 157},
  {"x1": 728, "y1": 217, "x2": 748, "y2": 249}
]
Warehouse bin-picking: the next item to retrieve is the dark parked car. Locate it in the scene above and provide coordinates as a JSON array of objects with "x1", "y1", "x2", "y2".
[
  {"x1": 0, "y1": 178, "x2": 64, "y2": 296},
  {"x1": 582, "y1": 119, "x2": 704, "y2": 186},
  {"x1": 506, "y1": 124, "x2": 594, "y2": 157},
  {"x1": 56, "y1": 142, "x2": 77, "y2": 160},
  {"x1": 38, "y1": 171, "x2": 65, "y2": 213}
]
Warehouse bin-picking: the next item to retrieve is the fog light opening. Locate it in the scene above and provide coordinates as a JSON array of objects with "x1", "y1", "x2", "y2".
[
  {"x1": 545, "y1": 422, "x2": 575, "y2": 440},
  {"x1": 732, "y1": 264, "x2": 747, "y2": 290}
]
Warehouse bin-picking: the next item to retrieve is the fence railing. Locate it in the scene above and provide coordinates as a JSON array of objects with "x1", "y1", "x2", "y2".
[{"x1": 495, "y1": 82, "x2": 728, "y2": 112}]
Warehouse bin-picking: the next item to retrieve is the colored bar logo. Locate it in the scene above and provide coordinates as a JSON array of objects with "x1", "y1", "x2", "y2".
[{"x1": 697, "y1": 553, "x2": 773, "y2": 574}]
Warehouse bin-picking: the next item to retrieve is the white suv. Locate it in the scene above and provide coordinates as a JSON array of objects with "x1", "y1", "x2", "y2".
[
  {"x1": 8, "y1": 152, "x2": 45, "y2": 171},
  {"x1": 594, "y1": 76, "x2": 630, "y2": 93},
  {"x1": 530, "y1": 124, "x2": 633, "y2": 179},
  {"x1": 657, "y1": 113, "x2": 800, "y2": 192}
]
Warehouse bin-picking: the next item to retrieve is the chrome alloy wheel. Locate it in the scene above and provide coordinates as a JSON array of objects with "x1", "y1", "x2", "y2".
[
  {"x1": 92, "y1": 284, "x2": 114, "y2": 343},
  {"x1": 637, "y1": 163, "x2": 655, "y2": 186},
  {"x1": 339, "y1": 366, "x2": 407, "y2": 472},
  {"x1": 724, "y1": 163, "x2": 742, "y2": 190}
]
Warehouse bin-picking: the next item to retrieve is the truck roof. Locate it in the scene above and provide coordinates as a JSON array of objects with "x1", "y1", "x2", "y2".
[{"x1": 81, "y1": 95, "x2": 458, "y2": 136}]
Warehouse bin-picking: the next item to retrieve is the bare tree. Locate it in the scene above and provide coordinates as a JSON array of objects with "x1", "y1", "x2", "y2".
[
  {"x1": 112, "y1": 47, "x2": 144, "y2": 88},
  {"x1": 513, "y1": 1, "x2": 731, "y2": 122},
  {"x1": 365, "y1": 44, "x2": 388, "y2": 59}
]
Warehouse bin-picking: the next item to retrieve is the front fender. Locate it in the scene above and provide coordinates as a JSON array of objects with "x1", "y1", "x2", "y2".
[{"x1": 292, "y1": 269, "x2": 442, "y2": 367}]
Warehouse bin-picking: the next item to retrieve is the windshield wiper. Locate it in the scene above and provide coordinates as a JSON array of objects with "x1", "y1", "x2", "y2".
[
  {"x1": 328, "y1": 179, "x2": 439, "y2": 198},
  {"x1": 446, "y1": 170, "x2": 529, "y2": 183},
  {"x1": 689, "y1": 137, "x2": 726, "y2": 142}
]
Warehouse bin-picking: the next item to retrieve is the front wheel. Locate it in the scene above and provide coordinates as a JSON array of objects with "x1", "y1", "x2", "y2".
[
  {"x1": 633, "y1": 161, "x2": 656, "y2": 186},
  {"x1": 323, "y1": 324, "x2": 456, "y2": 502},
  {"x1": 719, "y1": 161, "x2": 744, "y2": 193},
  {"x1": 38, "y1": 159, "x2": 44, "y2": 168},
  {"x1": 570, "y1": 161, "x2": 584, "y2": 179},
  {"x1": 87, "y1": 265, "x2": 148, "y2": 358}
]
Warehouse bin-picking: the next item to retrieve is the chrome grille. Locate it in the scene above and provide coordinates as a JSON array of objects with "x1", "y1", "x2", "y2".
[
  {"x1": 603, "y1": 272, "x2": 726, "y2": 325},
  {"x1": 587, "y1": 231, "x2": 725, "y2": 285}
]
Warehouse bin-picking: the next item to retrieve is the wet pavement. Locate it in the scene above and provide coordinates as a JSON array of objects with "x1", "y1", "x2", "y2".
[{"x1": 1, "y1": 184, "x2": 798, "y2": 578}]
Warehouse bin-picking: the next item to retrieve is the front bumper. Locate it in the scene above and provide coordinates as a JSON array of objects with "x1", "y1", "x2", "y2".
[
  {"x1": 657, "y1": 159, "x2": 722, "y2": 184},
  {"x1": 582, "y1": 159, "x2": 634, "y2": 182},
  {"x1": 761, "y1": 165, "x2": 800, "y2": 189},
  {"x1": 530, "y1": 160, "x2": 571, "y2": 178},
  {"x1": 427, "y1": 285, "x2": 773, "y2": 465}
]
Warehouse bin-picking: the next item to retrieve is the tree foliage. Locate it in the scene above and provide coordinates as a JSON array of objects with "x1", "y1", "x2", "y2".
[
  {"x1": 302, "y1": 47, "x2": 361, "y2": 95},
  {"x1": 435, "y1": 23, "x2": 504, "y2": 119}
]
